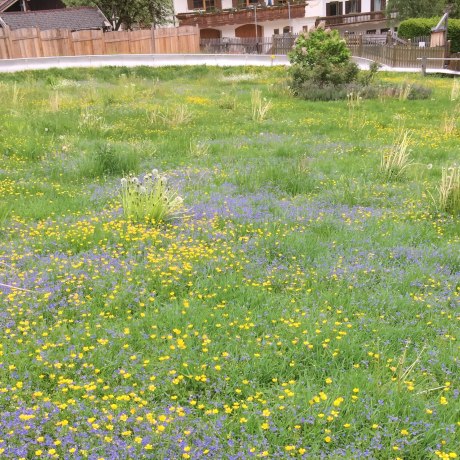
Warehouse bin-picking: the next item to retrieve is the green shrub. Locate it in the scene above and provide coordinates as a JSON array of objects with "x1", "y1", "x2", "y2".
[
  {"x1": 289, "y1": 28, "x2": 359, "y2": 90},
  {"x1": 398, "y1": 17, "x2": 460, "y2": 53}
]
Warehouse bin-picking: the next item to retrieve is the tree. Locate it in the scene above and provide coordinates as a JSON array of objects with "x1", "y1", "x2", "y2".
[
  {"x1": 387, "y1": 0, "x2": 460, "y2": 20},
  {"x1": 63, "y1": 0, "x2": 174, "y2": 30}
]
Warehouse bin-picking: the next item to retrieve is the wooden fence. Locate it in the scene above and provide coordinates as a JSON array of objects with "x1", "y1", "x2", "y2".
[
  {"x1": 348, "y1": 43, "x2": 447, "y2": 68},
  {"x1": 0, "y1": 26, "x2": 200, "y2": 59}
]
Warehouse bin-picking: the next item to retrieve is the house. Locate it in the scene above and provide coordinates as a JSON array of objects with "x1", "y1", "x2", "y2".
[
  {"x1": 0, "y1": 0, "x2": 65, "y2": 13},
  {"x1": 175, "y1": 0, "x2": 396, "y2": 39},
  {"x1": 0, "y1": 6, "x2": 112, "y2": 31}
]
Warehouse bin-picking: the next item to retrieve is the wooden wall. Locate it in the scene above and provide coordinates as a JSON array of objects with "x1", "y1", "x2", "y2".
[{"x1": 0, "y1": 26, "x2": 200, "y2": 59}]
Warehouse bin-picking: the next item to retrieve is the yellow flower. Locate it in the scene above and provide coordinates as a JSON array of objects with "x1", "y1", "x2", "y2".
[
  {"x1": 324, "y1": 436, "x2": 331, "y2": 443},
  {"x1": 333, "y1": 397, "x2": 344, "y2": 407}
]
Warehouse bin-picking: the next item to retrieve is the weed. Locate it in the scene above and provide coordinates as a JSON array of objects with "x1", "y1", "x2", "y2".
[
  {"x1": 380, "y1": 129, "x2": 413, "y2": 180},
  {"x1": 0, "y1": 203, "x2": 11, "y2": 227},
  {"x1": 147, "y1": 105, "x2": 192, "y2": 128},
  {"x1": 49, "y1": 91, "x2": 61, "y2": 112},
  {"x1": 78, "y1": 143, "x2": 139, "y2": 178},
  {"x1": 121, "y1": 171, "x2": 184, "y2": 224},
  {"x1": 78, "y1": 107, "x2": 109, "y2": 134},
  {"x1": 442, "y1": 107, "x2": 459, "y2": 136},
  {"x1": 347, "y1": 91, "x2": 363, "y2": 129},
  {"x1": 11, "y1": 82, "x2": 23, "y2": 106},
  {"x1": 218, "y1": 93, "x2": 238, "y2": 110},
  {"x1": 450, "y1": 78, "x2": 460, "y2": 101},
  {"x1": 189, "y1": 140, "x2": 210, "y2": 157},
  {"x1": 398, "y1": 83, "x2": 412, "y2": 101},
  {"x1": 251, "y1": 89, "x2": 271, "y2": 122},
  {"x1": 433, "y1": 165, "x2": 460, "y2": 215}
]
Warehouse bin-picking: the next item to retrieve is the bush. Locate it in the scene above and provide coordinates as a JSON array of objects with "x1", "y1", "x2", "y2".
[
  {"x1": 398, "y1": 17, "x2": 460, "y2": 53},
  {"x1": 289, "y1": 28, "x2": 352, "y2": 68},
  {"x1": 121, "y1": 170, "x2": 185, "y2": 224},
  {"x1": 289, "y1": 28, "x2": 359, "y2": 90},
  {"x1": 292, "y1": 81, "x2": 432, "y2": 102}
]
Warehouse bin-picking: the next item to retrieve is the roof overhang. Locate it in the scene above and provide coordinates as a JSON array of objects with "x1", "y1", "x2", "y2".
[{"x1": 0, "y1": 0, "x2": 19, "y2": 14}]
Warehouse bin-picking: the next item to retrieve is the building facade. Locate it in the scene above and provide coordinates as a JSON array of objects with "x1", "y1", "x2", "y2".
[{"x1": 175, "y1": 0, "x2": 395, "y2": 39}]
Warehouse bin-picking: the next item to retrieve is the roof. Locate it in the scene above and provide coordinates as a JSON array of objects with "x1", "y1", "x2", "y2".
[
  {"x1": 0, "y1": 7, "x2": 111, "y2": 31},
  {"x1": 0, "y1": 0, "x2": 17, "y2": 13}
]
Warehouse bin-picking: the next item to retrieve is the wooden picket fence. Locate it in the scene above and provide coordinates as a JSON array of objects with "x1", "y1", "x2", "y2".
[
  {"x1": 0, "y1": 26, "x2": 200, "y2": 59},
  {"x1": 352, "y1": 44, "x2": 447, "y2": 68}
]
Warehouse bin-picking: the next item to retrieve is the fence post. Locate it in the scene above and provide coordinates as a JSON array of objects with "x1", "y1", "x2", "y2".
[
  {"x1": 358, "y1": 33, "x2": 363, "y2": 57},
  {"x1": 151, "y1": 26, "x2": 156, "y2": 54},
  {"x1": 421, "y1": 56, "x2": 427, "y2": 76},
  {"x1": 392, "y1": 45, "x2": 397, "y2": 67},
  {"x1": 445, "y1": 39, "x2": 451, "y2": 68}
]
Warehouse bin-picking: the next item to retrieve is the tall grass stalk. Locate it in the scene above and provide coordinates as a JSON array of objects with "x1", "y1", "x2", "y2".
[
  {"x1": 347, "y1": 91, "x2": 363, "y2": 129},
  {"x1": 147, "y1": 105, "x2": 192, "y2": 128},
  {"x1": 11, "y1": 82, "x2": 22, "y2": 105},
  {"x1": 189, "y1": 140, "x2": 210, "y2": 157},
  {"x1": 398, "y1": 83, "x2": 412, "y2": 101},
  {"x1": 251, "y1": 89, "x2": 271, "y2": 122},
  {"x1": 49, "y1": 91, "x2": 61, "y2": 112},
  {"x1": 450, "y1": 78, "x2": 460, "y2": 101},
  {"x1": 380, "y1": 129, "x2": 413, "y2": 180},
  {"x1": 435, "y1": 165, "x2": 460, "y2": 215},
  {"x1": 442, "y1": 107, "x2": 459, "y2": 135}
]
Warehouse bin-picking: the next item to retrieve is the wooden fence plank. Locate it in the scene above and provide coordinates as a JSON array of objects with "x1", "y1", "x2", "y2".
[
  {"x1": 72, "y1": 29, "x2": 105, "y2": 56},
  {"x1": 10, "y1": 27, "x2": 43, "y2": 58},
  {"x1": 129, "y1": 30, "x2": 152, "y2": 54},
  {"x1": 40, "y1": 28, "x2": 74, "y2": 57},
  {"x1": 103, "y1": 30, "x2": 130, "y2": 54},
  {"x1": 0, "y1": 26, "x2": 12, "y2": 59}
]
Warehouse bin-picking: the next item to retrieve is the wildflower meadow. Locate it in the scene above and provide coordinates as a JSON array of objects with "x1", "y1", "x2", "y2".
[{"x1": 0, "y1": 66, "x2": 458, "y2": 459}]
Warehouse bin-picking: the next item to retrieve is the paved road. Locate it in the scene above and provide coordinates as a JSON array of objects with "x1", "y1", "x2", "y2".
[{"x1": 0, "y1": 53, "x2": 456, "y2": 74}]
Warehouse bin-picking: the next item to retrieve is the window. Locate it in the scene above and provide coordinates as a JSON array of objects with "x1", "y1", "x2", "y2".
[
  {"x1": 326, "y1": 2, "x2": 343, "y2": 16},
  {"x1": 366, "y1": 29, "x2": 376, "y2": 34},
  {"x1": 302, "y1": 25, "x2": 308, "y2": 32},
  {"x1": 345, "y1": 0, "x2": 361, "y2": 14},
  {"x1": 193, "y1": 0, "x2": 216, "y2": 10},
  {"x1": 371, "y1": 0, "x2": 386, "y2": 12},
  {"x1": 274, "y1": 28, "x2": 280, "y2": 35},
  {"x1": 283, "y1": 26, "x2": 292, "y2": 34}
]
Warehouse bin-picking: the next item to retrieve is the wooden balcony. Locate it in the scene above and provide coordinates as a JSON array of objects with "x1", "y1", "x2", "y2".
[
  {"x1": 177, "y1": 3, "x2": 306, "y2": 28},
  {"x1": 315, "y1": 11, "x2": 388, "y2": 28}
]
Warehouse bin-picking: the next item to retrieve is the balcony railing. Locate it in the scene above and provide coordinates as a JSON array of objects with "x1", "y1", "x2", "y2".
[
  {"x1": 177, "y1": 2, "x2": 306, "y2": 28},
  {"x1": 315, "y1": 11, "x2": 389, "y2": 28}
]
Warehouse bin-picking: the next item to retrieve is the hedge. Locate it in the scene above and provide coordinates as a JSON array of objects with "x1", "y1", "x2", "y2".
[{"x1": 398, "y1": 17, "x2": 460, "y2": 53}]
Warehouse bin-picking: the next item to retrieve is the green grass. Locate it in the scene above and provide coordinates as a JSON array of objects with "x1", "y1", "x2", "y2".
[{"x1": 0, "y1": 66, "x2": 458, "y2": 459}]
